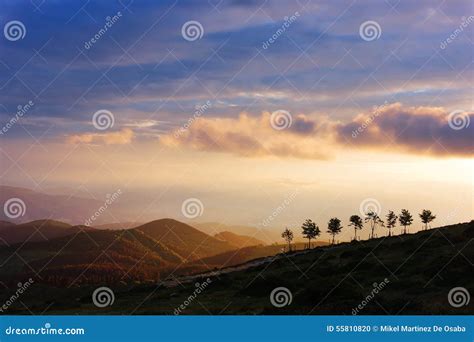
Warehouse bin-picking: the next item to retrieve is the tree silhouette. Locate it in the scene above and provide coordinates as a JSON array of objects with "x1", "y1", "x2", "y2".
[
  {"x1": 348, "y1": 215, "x2": 363, "y2": 241},
  {"x1": 419, "y1": 209, "x2": 436, "y2": 230},
  {"x1": 365, "y1": 211, "x2": 384, "y2": 239},
  {"x1": 385, "y1": 210, "x2": 397, "y2": 237},
  {"x1": 399, "y1": 209, "x2": 413, "y2": 234},
  {"x1": 281, "y1": 228, "x2": 294, "y2": 252},
  {"x1": 301, "y1": 219, "x2": 320, "y2": 249},
  {"x1": 327, "y1": 217, "x2": 342, "y2": 245}
]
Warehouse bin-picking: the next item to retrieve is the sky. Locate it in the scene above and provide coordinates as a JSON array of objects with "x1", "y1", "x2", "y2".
[{"x1": 0, "y1": 0, "x2": 472, "y2": 241}]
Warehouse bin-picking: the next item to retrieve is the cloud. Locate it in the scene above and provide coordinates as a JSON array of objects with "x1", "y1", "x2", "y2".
[
  {"x1": 67, "y1": 128, "x2": 134, "y2": 145},
  {"x1": 161, "y1": 104, "x2": 473, "y2": 159},
  {"x1": 161, "y1": 112, "x2": 333, "y2": 159},
  {"x1": 339, "y1": 103, "x2": 473, "y2": 156}
]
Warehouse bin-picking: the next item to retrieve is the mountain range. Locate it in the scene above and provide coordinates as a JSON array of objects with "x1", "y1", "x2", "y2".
[
  {"x1": 0, "y1": 218, "x2": 275, "y2": 286},
  {"x1": 0, "y1": 186, "x2": 279, "y2": 241}
]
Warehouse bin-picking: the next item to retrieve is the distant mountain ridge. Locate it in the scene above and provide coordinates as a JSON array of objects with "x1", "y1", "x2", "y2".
[
  {"x1": 214, "y1": 231, "x2": 264, "y2": 248},
  {"x1": 194, "y1": 222, "x2": 282, "y2": 244},
  {"x1": 0, "y1": 186, "x2": 105, "y2": 224},
  {"x1": 0, "y1": 219, "x2": 94, "y2": 246}
]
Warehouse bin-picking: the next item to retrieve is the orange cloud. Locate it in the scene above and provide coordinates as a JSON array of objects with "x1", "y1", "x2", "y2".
[
  {"x1": 161, "y1": 104, "x2": 473, "y2": 159},
  {"x1": 161, "y1": 112, "x2": 333, "y2": 160},
  {"x1": 67, "y1": 128, "x2": 134, "y2": 145}
]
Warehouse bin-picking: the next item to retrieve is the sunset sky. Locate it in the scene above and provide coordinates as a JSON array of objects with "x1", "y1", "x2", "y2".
[{"x1": 0, "y1": 0, "x2": 472, "y2": 241}]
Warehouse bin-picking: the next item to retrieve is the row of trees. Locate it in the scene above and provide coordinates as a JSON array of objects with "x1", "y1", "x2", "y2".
[{"x1": 281, "y1": 209, "x2": 436, "y2": 250}]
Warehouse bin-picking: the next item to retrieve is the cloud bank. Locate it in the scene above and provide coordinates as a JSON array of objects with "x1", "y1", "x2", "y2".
[{"x1": 161, "y1": 104, "x2": 473, "y2": 159}]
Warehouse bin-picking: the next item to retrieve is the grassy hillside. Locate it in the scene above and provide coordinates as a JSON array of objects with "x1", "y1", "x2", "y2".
[
  {"x1": 192, "y1": 241, "x2": 327, "y2": 270},
  {"x1": 2, "y1": 221, "x2": 472, "y2": 315},
  {"x1": 125, "y1": 221, "x2": 474, "y2": 315}
]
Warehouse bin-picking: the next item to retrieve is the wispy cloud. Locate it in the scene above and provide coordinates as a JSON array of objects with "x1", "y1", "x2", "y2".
[{"x1": 67, "y1": 128, "x2": 134, "y2": 145}]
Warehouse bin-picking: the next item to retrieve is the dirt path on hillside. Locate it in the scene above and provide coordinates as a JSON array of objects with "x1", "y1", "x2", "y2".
[{"x1": 159, "y1": 248, "x2": 316, "y2": 288}]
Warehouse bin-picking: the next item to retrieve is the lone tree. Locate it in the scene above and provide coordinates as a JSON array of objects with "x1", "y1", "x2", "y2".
[
  {"x1": 399, "y1": 209, "x2": 413, "y2": 234},
  {"x1": 365, "y1": 211, "x2": 384, "y2": 239},
  {"x1": 385, "y1": 210, "x2": 397, "y2": 237},
  {"x1": 327, "y1": 217, "x2": 342, "y2": 245},
  {"x1": 348, "y1": 215, "x2": 363, "y2": 241},
  {"x1": 301, "y1": 219, "x2": 320, "y2": 249},
  {"x1": 419, "y1": 209, "x2": 436, "y2": 230},
  {"x1": 281, "y1": 228, "x2": 294, "y2": 252}
]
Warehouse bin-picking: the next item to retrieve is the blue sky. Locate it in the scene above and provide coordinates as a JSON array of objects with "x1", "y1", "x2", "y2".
[{"x1": 0, "y1": 0, "x2": 472, "y2": 141}]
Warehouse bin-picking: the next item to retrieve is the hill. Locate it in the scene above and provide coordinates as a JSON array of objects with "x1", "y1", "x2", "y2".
[
  {"x1": 95, "y1": 222, "x2": 143, "y2": 230},
  {"x1": 0, "y1": 218, "x2": 240, "y2": 285},
  {"x1": 0, "y1": 219, "x2": 89, "y2": 246},
  {"x1": 124, "y1": 221, "x2": 474, "y2": 315},
  {"x1": 214, "y1": 231, "x2": 264, "y2": 249},
  {"x1": 0, "y1": 220, "x2": 15, "y2": 229},
  {"x1": 2, "y1": 221, "x2": 472, "y2": 315},
  {"x1": 10, "y1": 221, "x2": 469, "y2": 315},
  {"x1": 191, "y1": 241, "x2": 327, "y2": 270},
  {"x1": 0, "y1": 228, "x2": 184, "y2": 286},
  {"x1": 134, "y1": 219, "x2": 236, "y2": 260}
]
